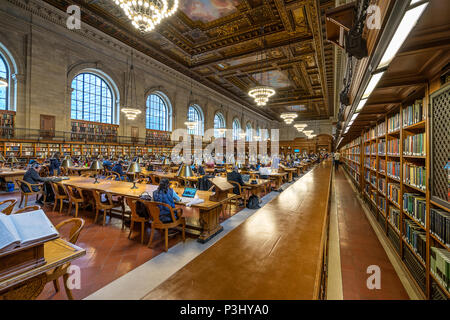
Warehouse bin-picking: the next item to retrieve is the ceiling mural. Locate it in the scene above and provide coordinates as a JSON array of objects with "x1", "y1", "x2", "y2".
[
  {"x1": 182, "y1": 0, "x2": 240, "y2": 23},
  {"x1": 42, "y1": 0, "x2": 336, "y2": 121},
  {"x1": 251, "y1": 70, "x2": 291, "y2": 88}
]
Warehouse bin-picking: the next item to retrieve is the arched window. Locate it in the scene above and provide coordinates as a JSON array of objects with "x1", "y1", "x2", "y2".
[
  {"x1": 255, "y1": 126, "x2": 261, "y2": 141},
  {"x1": 146, "y1": 93, "x2": 171, "y2": 131},
  {"x1": 232, "y1": 118, "x2": 241, "y2": 141},
  {"x1": 214, "y1": 112, "x2": 226, "y2": 138},
  {"x1": 71, "y1": 72, "x2": 114, "y2": 124},
  {"x1": 0, "y1": 54, "x2": 9, "y2": 110},
  {"x1": 187, "y1": 105, "x2": 204, "y2": 136},
  {"x1": 246, "y1": 123, "x2": 253, "y2": 142}
]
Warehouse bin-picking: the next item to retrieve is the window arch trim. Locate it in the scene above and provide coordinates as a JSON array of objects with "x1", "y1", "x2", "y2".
[{"x1": 146, "y1": 91, "x2": 172, "y2": 131}]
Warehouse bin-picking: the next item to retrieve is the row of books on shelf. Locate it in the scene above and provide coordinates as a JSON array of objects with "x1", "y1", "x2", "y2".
[
  {"x1": 377, "y1": 122, "x2": 386, "y2": 137},
  {"x1": 387, "y1": 161, "x2": 400, "y2": 180},
  {"x1": 403, "y1": 218, "x2": 426, "y2": 263},
  {"x1": 388, "y1": 113, "x2": 400, "y2": 133},
  {"x1": 403, "y1": 164, "x2": 426, "y2": 190},
  {"x1": 387, "y1": 138, "x2": 399, "y2": 155},
  {"x1": 388, "y1": 182, "x2": 401, "y2": 206},
  {"x1": 389, "y1": 206, "x2": 400, "y2": 232},
  {"x1": 379, "y1": 159, "x2": 385, "y2": 173},
  {"x1": 403, "y1": 100, "x2": 425, "y2": 127},
  {"x1": 430, "y1": 246, "x2": 450, "y2": 291},
  {"x1": 430, "y1": 208, "x2": 450, "y2": 247},
  {"x1": 403, "y1": 133, "x2": 426, "y2": 156},
  {"x1": 378, "y1": 140, "x2": 385, "y2": 155},
  {"x1": 378, "y1": 196, "x2": 386, "y2": 215},
  {"x1": 378, "y1": 178, "x2": 386, "y2": 194},
  {"x1": 364, "y1": 127, "x2": 376, "y2": 141},
  {"x1": 403, "y1": 193, "x2": 426, "y2": 227}
]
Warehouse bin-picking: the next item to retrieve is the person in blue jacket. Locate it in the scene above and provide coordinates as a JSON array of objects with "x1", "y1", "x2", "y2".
[
  {"x1": 152, "y1": 178, "x2": 182, "y2": 225},
  {"x1": 111, "y1": 160, "x2": 126, "y2": 180},
  {"x1": 49, "y1": 152, "x2": 61, "y2": 176}
]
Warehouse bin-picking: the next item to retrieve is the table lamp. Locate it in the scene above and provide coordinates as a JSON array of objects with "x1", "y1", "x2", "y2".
[
  {"x1": 127, "y1": 162, "x2": 141, "y2": 189},
  {"x1": 7, "y1": 156, "x2": 18, "y2": 171},
  {"x1": 136, "y1": 157, "x2": 145, "y2": 165},
  {"x1": 177, "y1": 163, "x2": 194, "y2": 178},
  {"x1": 90, "y1": 160, "x2": 104, "y2": 184},
  {"x1": 61, "y1": 158, "x2": 74, "y2": 176}
]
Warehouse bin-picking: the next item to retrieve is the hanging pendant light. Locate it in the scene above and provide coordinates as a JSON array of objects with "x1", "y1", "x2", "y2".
[
  {"x1": 121, "y1": 52, "x2": 142, "y2": 120},
  {"x1": 294, "y1": 123, "x2": 308, "y2": 131},
  {"x1": 280, "y1": 112, "x2": 298, "y2": 124},
  {"x1": 248, "y1": 26, "x2": 275, "y2": 106},
  {"x1": 114, "y1": 0, "x2": 179, "y2": 33}
]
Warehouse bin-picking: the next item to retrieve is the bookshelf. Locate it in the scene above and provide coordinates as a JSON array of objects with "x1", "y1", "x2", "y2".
[
  {"x1": 0, "y1": 110, "x2": 15, "y2": 138},
  {"x1": 341, "y1": 88, "x2": 450, "y2": 300},
  {"x1": 71, "y1": 120, "x2": 118, "y2": 143}
]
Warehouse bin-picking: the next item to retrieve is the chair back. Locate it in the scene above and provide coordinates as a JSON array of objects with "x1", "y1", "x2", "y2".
[
  {"x1": 51, "y1": 181, "x2": 66, "y2": 198},
  {"x1": 229, "y1": 180, "x2": 243, "y2": 195},
  {"x1": 55, "y1": 218, "x2": 85, "y2": 244},
  {"x1": 125, "y1": 197, "x2": 145, "y2": 221},
  {"x1": 0, "y1": 199, "x2": 17, "y2": 215},
  {"x1": 64, "y1": 185, "x2": 83, "y2": 202},
  {"x1": 92, "y1": 189, "x2": 112, "y2": 208},
  {"x1": 13, "y1": 205, "x2": 41, "y2": 214},
  {"x1": 15, "y1": 179, "x2": 29, "y2": 193},
  {"x1": 144, "y1": 201, "x2": 178, "y2": 225}
]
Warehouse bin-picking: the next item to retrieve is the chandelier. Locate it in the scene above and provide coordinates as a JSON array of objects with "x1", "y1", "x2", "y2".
[
  {"x1": 114, "y1": 0, "x2": 179, "y2": 33},
  {"x1": 121, "y1": 53, "x2": 141, "y2": 120},
  {"x1": 248, "y1": 86, "x2": 276, "y2": 106},
  {"x1": 248, "y1": 26, "x2": 275, "y2": 106},
  {"x1": 294, "y1": 123, "x2": 308, "y2": 131},
  {"x1": 185, "y1": 121, "x2": 197, "y2": 130},
  {"x1": 217, "y1": 128, "x2": 227, "y2": 135},
  {"x1": 280, "y1": 112, "x2": 298, "y2": 125}
]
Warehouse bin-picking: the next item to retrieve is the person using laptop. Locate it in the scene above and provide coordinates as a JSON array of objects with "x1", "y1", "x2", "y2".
[{"x1": 152, "y1": 178, "x2": 182, "y2": 226}]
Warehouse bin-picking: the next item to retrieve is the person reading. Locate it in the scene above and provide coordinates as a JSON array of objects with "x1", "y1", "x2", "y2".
[
  {"x1": 152, "y1": 178, "x2": 182, "y2": 226},
  {"x1": 227, "y1": 166, "x2": 245, "y2": 195}
]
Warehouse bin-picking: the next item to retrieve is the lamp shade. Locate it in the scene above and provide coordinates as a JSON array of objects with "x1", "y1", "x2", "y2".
[
  {"x1": 127, "y1": 162, "x2": 142, "y2": 174},
  {"x1": 177, "y1": 164, "x2": 194, "y2": 178},
  {"x1": 136, "y1": 157, "x2": 145, "y2": 164},
  {"x1": 61, "y1": 158, "x2": 74, "y2": 168},
  {"x1": 90, "y1": 160, "x2": 104, "y2": 170}
]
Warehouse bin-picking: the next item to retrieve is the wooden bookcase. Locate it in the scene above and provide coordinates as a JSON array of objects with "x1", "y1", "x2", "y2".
[
  {"x1": 71, "y1": 120, "x2": 118, "y2": 143},
  {"x1": 0, "y1": 110, "x2": 15, "y2": 138},
  {"x1": 341, "y1": 87, "x2": 450, "y2": 300}
]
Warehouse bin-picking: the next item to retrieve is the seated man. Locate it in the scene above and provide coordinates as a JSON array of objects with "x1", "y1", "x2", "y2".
[
  {"x1": 111, "y1": 160, "x2": 126, "y2": 180},
  {"x1": 227, "y1": 166, "x2": 245, "y2": 195},
  {"x1": 22, "y1": 162, "x2": 50, "y2": 204},
  {"x1": 49, "y1": 152, "x2": 61, "y2": 176},
  {"x1": 192, "y1": 164, "x2": 205, "y2": 175},
  {"x1": 103, "y1": 158, "x2": 113, "y2": 171}
]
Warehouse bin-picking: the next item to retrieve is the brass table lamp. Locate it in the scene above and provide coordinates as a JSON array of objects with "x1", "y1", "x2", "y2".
[
  {"x1": 90, "y1": 160, "x2": 104, "y2": 184},
  {"x1": 127, "y1": 162, "x2": 141, "y2": 189}
]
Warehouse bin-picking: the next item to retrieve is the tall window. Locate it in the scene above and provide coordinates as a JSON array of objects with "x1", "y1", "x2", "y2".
[
  {"x1": 256, "y1": 126, "x2": 261, "y2": 141},
  {"x1": 232, "y1": 119, "x2": 241, "y2": 141},
  {"x1": 187, "y1": 105, "x2": 204, "y2": 136},
  {"x1": 214, "y1": 112, "x2": 226, "y2": 138},
  {"x1": 246, "y1": 123, "x2": 253, "y2": 142},
  {"x1": 146, "y1": 93, "x2": 171, "y2": 131},
  {"x1": 71, "y1": 72, "x2": 114, "y2": 124},
  {"x1": 0, "y1": 55, "x2": 8, "y2": 110}
]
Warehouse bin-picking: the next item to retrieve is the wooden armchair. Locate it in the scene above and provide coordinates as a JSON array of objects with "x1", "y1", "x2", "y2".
[
  {"x1": 125, "y1": 197, "x2": 150, "y2": 244},
  {"x1": 15, "y1": 179, "x2": 46, "y2": 208},
  {"x1": 0, "y1": 199, "x2": 17, "y2": 215},
  {"x1": 64, "y1": 185, "x2": 87, "y2": 218},
  {"x1": 228, "y1": 181, "x2": 247, "y2": 213},
  {"x1": 45, "y1": 218, "x2": 85, "y2": 300},
  {"x1": 105, "y1": 171, "x2": 121, "y2": 181},
  {"x1": 50, "y1": 181, "x2": 69, "y2": 213},
  {"x1": 92, "y1": 190, "x2": 123, "y2": 226},
  {"x1": 150, "y1": 174, "x2": 161, "y2": 185},
  {"x1": 144, "y1": 201, "x2": 186, "y2": 252}
]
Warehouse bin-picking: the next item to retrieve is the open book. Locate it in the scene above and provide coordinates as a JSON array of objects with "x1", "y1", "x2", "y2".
[{"x1": 0, "y1": 210, "x2": 59, "y2": 253}]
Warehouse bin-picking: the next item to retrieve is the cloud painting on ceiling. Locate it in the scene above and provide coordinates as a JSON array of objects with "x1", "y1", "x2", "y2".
[
  {"x1": 252, "y1": 70, "x2": 291, "y2": 88},
  {"x1": 182, "y1": 0, "x2": 239, "y2": 23}
]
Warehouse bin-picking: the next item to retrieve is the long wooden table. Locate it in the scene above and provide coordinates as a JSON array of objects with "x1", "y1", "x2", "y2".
[
  {"x1": 0, "y1": 239, "x2": 85, "y2": 300},
  {"x1": 143, "y1": 160, "x2": 332, "y2": 299},
  {"x1": 60, "y1": 177, "x2": 236, "y2": 242}
]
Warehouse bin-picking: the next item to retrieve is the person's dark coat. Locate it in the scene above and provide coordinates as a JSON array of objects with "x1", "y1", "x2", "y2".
[
  {"x1": 227, "y1": 171, "x2": 244, "y2": 195},
  {"x1": 49, "y1": 158, "x2": 61, "y2": 176},
  {"x1": 23, "y1": 168, "x2": 46, "y2": 192}
]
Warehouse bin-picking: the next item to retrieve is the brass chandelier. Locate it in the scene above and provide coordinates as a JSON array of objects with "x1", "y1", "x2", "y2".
[
  {"x1": 114, "y1": 0, "x2": 179, "y2": 33},
  {"x1": 280, "y1": 112, "x2": 298, "y2": 125}
]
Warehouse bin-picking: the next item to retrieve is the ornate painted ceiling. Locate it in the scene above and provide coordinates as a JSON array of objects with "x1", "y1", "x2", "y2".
[{"x1": 44, "y1": 0, "x2": 336, "y2": 121}]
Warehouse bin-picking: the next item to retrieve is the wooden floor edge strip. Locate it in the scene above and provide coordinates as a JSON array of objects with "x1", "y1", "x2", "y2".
[
  {"x1": 326, "y1": 168, "x2": 344, "y2": 300},
  {"x1": 341, "y1": 169, "x2": 424, "y2": 300}
]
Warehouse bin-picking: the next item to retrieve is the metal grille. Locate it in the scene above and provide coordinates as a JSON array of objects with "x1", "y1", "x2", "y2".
[
  {"x1": 431, "y1": 280, "x2": 449, "y2": 300},
  {"x1": 430, "y1": 83, "x2": 450, "y2": 208},
  {"x1": 403, "y1": 245, "x2": 426, "y2": 293},
  {"x1": 387, "y1": 225, "x2": 400, "y2": 254}
]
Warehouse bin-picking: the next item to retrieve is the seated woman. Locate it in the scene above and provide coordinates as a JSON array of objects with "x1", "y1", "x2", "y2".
[{"x1": 152, "y1": 178, "x2": 182, "y2": 226}]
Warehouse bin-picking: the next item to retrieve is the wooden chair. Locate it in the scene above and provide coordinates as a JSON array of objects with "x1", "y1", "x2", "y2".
[
  {"x1": 45, "y1": 218, "x2": 85, "y2": 300},
  {"x1": 15, "y1": 179, "x2": 46, "y2": 208},
  {"x1": 50, "y1": 181, "x2": 68, "y2": 213},
  {"x1": 150, "y1": 174, "x2": 161, "y2": 185},
  {"x1": 13, "y1": 205, "x2": 41, "y2": 214},
  {"x1": 145, "y1": 201, "x2": 186, "y2": 252},
  {"x1": 125, "y1": 197, "x2": 150, "y2": 244},
  {"x1": 227, "y1": 181, "x2": 247, "y2": 214},
  {"x1": 64, "y1": 185, "x2": 86, "y2": 218},
  {"x1": 105, "y1": 172, "x2": 120, "y2": 180},
  {"x1": 92, "y1": 190, "x2": 121, "y2": 226},
  {"x1": 0, "y1": 199, "x2": 17, "y2": 215}
]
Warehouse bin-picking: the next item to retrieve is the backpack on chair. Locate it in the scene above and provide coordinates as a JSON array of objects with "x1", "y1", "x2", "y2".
[{"x1": 246, "y1": 195, "x2": 261, "y2": 209}]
